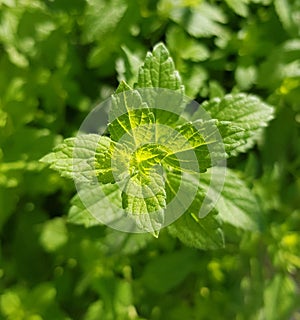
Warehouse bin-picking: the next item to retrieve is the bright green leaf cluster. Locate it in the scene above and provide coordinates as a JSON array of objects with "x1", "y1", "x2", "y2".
[{"x1": 42, "y1": 42, "x2": 274, "y2": 248}]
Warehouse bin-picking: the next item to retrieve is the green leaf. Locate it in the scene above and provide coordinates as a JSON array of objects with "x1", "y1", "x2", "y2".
[
  {"x1": 178, "y1": 119, "x2": 224, "y2": 169},
  {"x1": 108, "y1": 85, "x2": 154, "y2": 143},
  {"x1": 182, "y1": 64, "x2": 208, "y2": 98},
  {"x1": 224, "y1": 0, "x2": 249, "y2": 17},
  {"x1": 128, "y1": 143, "x2": 168, "y2": 175},
  {"x1": 162, "y1": 119, "x2": 221, "y2": 173},
  {"x1": 84, "y1": 301, "x2": 104, "y2": 320},
  {"x1": 167, "y1": 26, "x2": 210, "y2": 62},
  {"x1": 68, "y1": 180, "x2": 164, "y2": 236},
  {"x1": 168, "y1": 211, "x2": 224, "y2": 250},
  {"x1": 81, "y1": 0, "x2": 127, "y2": 43},
  {"x1": 121, "y1": 171, "x2": 166, "y2": 236},
  {"x1": 135, "y1": 43, "x2": 186, "y2": 126},
  {"x1": 169, "y1": 2, "x2": 228, "y2": 39},
  {"x1": 193, "y1": 93, "x2": 274, "y2": 156},
  {"x1": 40, "y1": 134, "x2": 112, "y2": 183},
  {"x1": 81, "y1": 0, "x2": 130, "y2": 72},
  {"x1": 40, "y1": 41, "x2": 274, "y2": 242},
  {"x1": 116, "y1": 46, "x2": 143, "y2": 86},
  {"x1": 274, "y1": 0, "x2": 300, "y2": 36},
  {"x1": 235, "y1": 65, "x2": 257, "y2": 90},
  {"x1": 200, "y1": 168, "x2": 262, "y2": 231},
  {"x1": 257, "y1": 40, "x2": 300, "y2": 91},
  {"x1": 215, "y1": 120, "x2": 247, "y2": 156},
  {"x1": 137, "y1": 42, "x2": 184, "y2": 91},
  {"x1": 166, "y1": 172, "x2": 224, "y2": 250},
  {"x1": 94, "y1": 137, "x2": 115, "y2": 184},
  {"x1": 112, "y1": 117, "x2": 223, "y2": 176}
]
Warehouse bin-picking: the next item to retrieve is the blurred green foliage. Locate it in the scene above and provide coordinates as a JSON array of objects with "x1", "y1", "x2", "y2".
[{"x1": 0, "y1": 0, "x2": 299, "y2": 319}]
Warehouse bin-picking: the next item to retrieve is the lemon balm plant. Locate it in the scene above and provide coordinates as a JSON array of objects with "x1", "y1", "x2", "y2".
[
  {"x1": 1, "y1": 1, "x2": 300, "y2": 319},
  {"x1": 41, "y1": 43, "x2": 273, "y2": 249}
]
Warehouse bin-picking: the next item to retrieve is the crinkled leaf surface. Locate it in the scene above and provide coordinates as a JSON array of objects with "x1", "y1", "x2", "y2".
[
  {"x1": 137, "y1": 43, "x2": 183, "y2": 91},
  {"x1": 121, "y1": 171, "x2": 166, "y2": 236},
  {"x1": 161, "y1": 119, "x2": 224, "y2": 173},
  {"x1": 193, "y1": 93, "x2": 274, "y2": 156},
  {"x1": 108, "y1": 81, "x2": 154, "y2": 142},
  {"x1": 40, "y1": 134, "x2": 112, "y2": 184},
  {"x1": 136, "y1": 43, "x2": 185, "y2": 126}
]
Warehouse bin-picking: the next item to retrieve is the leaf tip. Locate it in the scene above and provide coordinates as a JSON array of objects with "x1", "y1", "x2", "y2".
[
  {"x1": 39, "y1": 153, "x2": 53, "y2": 165},
  {"x1": 153, "y1": 42, "x2": 169, "y2": 53},
  {"x1": 151, "y1": 229, "x2": 160, "y2": 238},
  {"x1": 115, "y1": 81, "x2": 132, "y2": 93}
]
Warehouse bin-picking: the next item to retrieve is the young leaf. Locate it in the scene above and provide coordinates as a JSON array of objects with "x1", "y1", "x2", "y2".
[
  {"x1": 108, "y1": 82, "x2": 154, "y2": 142},
  {"x1": 137, "y1": 43, "x2": 183, "y2": 91},
  {"x1": 135, "y1": 43, "x2": 185, "y2": 126}
]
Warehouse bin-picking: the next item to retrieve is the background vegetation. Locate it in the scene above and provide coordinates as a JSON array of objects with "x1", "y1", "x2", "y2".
[{"x1": 0, "y1": 0, "x2": 299, "y2": 319}]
